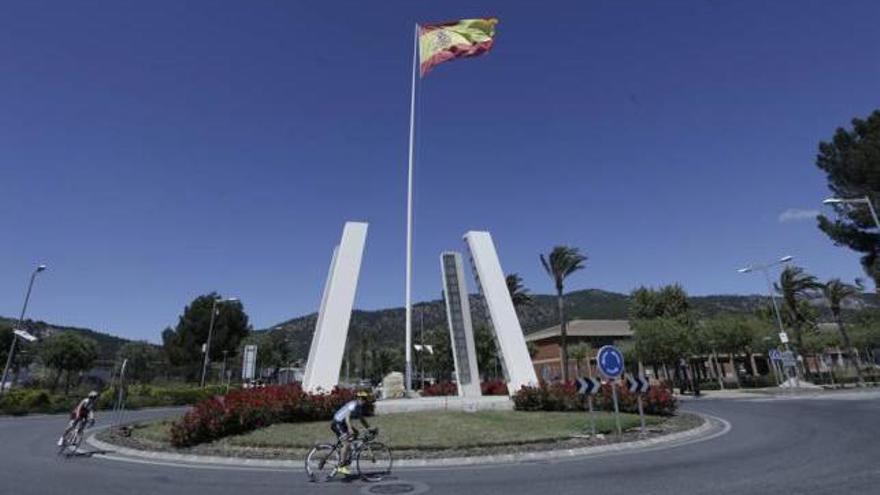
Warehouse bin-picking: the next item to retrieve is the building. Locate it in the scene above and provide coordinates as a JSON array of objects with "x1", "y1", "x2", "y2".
[{"x1": 526, "y1": 319, "x2": 633, "y2": 381}]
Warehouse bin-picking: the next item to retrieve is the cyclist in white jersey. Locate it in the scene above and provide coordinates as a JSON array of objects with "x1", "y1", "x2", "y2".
[{"x1": 330, "y1": 391, "x2": 371, "y2": 475}]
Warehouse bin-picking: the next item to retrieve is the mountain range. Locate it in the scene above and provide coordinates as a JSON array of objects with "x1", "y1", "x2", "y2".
[{"x1": 5, "y1": 289, "x2": 878, "y2": 360}]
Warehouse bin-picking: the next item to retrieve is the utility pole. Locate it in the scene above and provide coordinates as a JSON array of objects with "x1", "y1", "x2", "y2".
[{"x1": 0, "y1": 264, "x2": 47, "y2": 397}]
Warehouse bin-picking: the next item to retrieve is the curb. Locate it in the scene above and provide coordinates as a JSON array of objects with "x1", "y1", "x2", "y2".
[{"x1": 86, "y1": 413, "x2": 729, "y2": 471}]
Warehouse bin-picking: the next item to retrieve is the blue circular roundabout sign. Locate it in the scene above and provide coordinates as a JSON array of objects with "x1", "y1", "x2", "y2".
[{"x1": 597, "y1": 345, "x2": 624, "y2": 379}]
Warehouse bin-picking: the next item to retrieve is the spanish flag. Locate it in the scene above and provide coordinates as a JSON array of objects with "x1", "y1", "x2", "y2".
[{"x1": 419, "y1": 18, "x2": 498, "y2": 77}]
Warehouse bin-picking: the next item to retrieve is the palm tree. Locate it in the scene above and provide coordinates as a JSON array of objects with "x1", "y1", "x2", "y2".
[
  {"x1": 775, "y1": 266, "x2": 821, "y2": 356},
  {"x1": 505, "y1": 273, "x2": 532, "y2": 308},
  {"x1": 822, "y1": 278, "x2": 865, "y2": 386},
  {"x1": 540, "y1": 246, "x2": 587, "y2": 382}
]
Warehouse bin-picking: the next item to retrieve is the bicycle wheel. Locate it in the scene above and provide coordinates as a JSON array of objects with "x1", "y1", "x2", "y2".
[
  {"x1": 305, "y1": 444, "x2": 340, "y2": 482},
  {"x1": 356, "y1": 442, "x2": 392, "y2": 481},
  {"x1": 58, "y1": 428, "x2": 81, "y2": 456}
]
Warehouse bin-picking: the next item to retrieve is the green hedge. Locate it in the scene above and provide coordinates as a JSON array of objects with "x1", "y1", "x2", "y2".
[{"x1": 0, "y1": 384, "x2": 227, "y2": 416}]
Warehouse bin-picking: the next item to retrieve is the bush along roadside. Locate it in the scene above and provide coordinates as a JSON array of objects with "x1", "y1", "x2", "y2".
[
  {"x1": 169, "y1": 384, "x2": 373, "y2": 448},
  {"x1": 513, "y1": 380, "x2": 677, "y2": 416},
  {"x1": 0, "y1": 384, "x2": 227, "y2": 416},
  {"x1": 421, "y1": 380, "x2": 509, "y2": 397}
]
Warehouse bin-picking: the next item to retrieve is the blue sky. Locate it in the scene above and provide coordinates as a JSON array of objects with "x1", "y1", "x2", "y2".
[{"x1": 1, "y1": 1, "x2": 878, "y2": 342}]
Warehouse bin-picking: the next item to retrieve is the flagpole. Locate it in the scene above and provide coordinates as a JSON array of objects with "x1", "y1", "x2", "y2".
[{"x1": 404, "y1": 23, "x2": 418, "y2": 395}]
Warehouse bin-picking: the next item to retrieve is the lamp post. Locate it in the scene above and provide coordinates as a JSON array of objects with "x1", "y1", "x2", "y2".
[
  {"x1": 1, "y1": 264, "x2": 47, "y2": 396},
  {"x1": 823, "y1": 196, "x2": 880, "y2": 229},
  {"x1": 738, "y1": 255, "x2": 798, "y2": 386},
  {"x1": 200, "y1": 297, "x2": 237, "y2": 388}
]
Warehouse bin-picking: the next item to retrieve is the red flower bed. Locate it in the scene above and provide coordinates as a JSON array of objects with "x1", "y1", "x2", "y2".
[
  {"x1": 481, "y1": 380, "x2": 508, "y2": 396},
  {"x1": 169, "y1": 384, "x2": 372, "y2": 447},
  {"x1": 512, "y1": 380, "x2": 676, "y2": 416},
  {"x1": 421, "y1": 381, "x2": 457, "y2": 396}
]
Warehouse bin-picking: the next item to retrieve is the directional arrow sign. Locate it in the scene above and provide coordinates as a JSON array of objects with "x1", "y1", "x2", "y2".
[
  {"x1": 576, "y1": 376, "x2": 601, "y2": 395},
  {"x1": 626, "y1": 374, "x2": 651, "y2": 394}
]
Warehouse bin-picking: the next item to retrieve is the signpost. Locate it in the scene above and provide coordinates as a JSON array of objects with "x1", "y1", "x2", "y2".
[
  {"x1": 242, "y1": 345, "x2": 258, "y2": 382},
  {"x1": 597, "y1": 345, "x2": 624, "y2": 437},
  {"x1": 626, "y1": 374, "x2": 651, "y2": 434},
  {"x1": 112, "y1": 359, "x2": 128, "y2": 431},
  {"x1": 768, "y1": 349, "x2": 782, "y2": 386},
  {"x1": 576, "y1": 376, "x2": 601, "y2": 436}
]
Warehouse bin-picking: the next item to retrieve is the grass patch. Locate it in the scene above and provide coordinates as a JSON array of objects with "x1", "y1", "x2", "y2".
[
  {"x1": 128, "y1": 411, "x2": 655, "y2": 450},
  {"x1": 224, "y1": 410, "x2": 654, "y2": 450}
]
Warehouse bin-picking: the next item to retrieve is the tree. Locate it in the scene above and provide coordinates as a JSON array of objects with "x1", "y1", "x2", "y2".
[
  {"x1": 775, "y1": 266, "x2": 821, "y2": 355},
  {"x1": 540, "y1": 246, "x2": 587, "y2": 382},
  {"x1": 815, "y1": 110, "x2": 880, "y2": 293},
  {"x1": 505, "y1": 273, "x2": 532, "y2": 308},
  {"x1": 566, "y1": 342, "x2": 591, "y2": 377},
  {"x1": 474, "y1": 325, "x2": 499, "y2": 381},
  {"x1": 822, "y1": 278, "x2": 865, "y2": 385},
  {"x1": 630, "y1": 284, "x2": 691, "y2": 324},
  {"x1": 116, "y1": 341, "x2": 163, "y2": 384},
  {"x1": 162, "y1": 293, "x2": 251, "y2": 381},
  {"x1": 701, "y1": 315, "x2": 756, "y2": 387},
  {"x1": 39, "y1": 332, "x2": 98, "y2": 394}
]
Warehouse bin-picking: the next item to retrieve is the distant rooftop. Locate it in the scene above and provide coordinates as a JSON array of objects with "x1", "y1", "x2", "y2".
[{"x1": 525, "y1": 319, "x2": 632, "y2": 342}]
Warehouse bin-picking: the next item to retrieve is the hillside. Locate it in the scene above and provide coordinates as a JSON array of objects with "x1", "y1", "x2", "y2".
[
  {"x1": 266, "y1": 288, "x2": 880, "y2": 357},
  {"x1": 0, "y1": 317, "x2": 131, "y2": 361}
]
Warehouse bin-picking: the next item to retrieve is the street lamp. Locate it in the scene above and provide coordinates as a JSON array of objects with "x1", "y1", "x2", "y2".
[
  {"x1": 738, "y1": 255, "x2": 798, "y2": 386},
  {"x1": 200, "y1": 296, "x2": 238, "y2": 388},
  {"x1": 823, "y1": 196, "x2": 880, "y2": 229},
  {"x1": 0, "y1": 264, "x2": 48, "y2": 396}
]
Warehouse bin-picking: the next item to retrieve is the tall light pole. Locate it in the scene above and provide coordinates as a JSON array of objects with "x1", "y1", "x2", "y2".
[
  {"x1": 200, "y1": 296, "x2": 237, "y2": 388},
  {"x1": 738, "y1": 255, "x2": 797, "y2": 385},
  {"x1": 0, "y1": 264, "x2": 47, "y2": 396},
  {"x1": 823, "y1": 196, "x2": 880, "y2": 230}
]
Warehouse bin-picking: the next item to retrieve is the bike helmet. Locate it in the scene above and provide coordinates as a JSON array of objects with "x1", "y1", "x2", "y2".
[
  {"x1": 88, "y1": 390, "x2": 99, "y2": 399},
  {"x1": 356, "y1": 390, "x2": 370, "y2": 399}
]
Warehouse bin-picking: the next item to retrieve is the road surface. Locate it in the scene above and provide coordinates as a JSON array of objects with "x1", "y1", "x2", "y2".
[{"x1": 2, "y1": 392, "x2": 879, "y2": 495}]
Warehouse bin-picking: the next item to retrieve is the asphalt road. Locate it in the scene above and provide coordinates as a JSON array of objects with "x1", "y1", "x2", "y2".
[{"x1": 2, "y1": 393, "x2": 879, "y2": 495}]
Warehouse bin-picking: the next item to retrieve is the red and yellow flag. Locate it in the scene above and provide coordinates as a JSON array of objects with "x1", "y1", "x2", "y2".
[{"x1": 419, "y1": 18, "x2": 498, "y2": 77}]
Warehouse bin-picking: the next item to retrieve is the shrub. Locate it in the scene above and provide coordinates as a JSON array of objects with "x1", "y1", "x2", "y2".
[
  {"x1": 0, "y1": 384, "x2": 227, "y2": 416},
  {"x1": 169, "y1": 384, "x2": 373, "y2": 447},
  {"x1": 422, "y1": 382, "x2": 457, "y2": 396},
  {"x1": 513, "y1": 380, "x2": 676, "y2": 416},
  {"x1": 481, "y1": 380, "x2": 508, "y2": 396}
]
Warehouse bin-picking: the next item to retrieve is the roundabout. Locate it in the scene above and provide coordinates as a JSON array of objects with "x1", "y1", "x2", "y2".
[{"x1": 4, "y1": 392, "x2": 880, "y2": 494}]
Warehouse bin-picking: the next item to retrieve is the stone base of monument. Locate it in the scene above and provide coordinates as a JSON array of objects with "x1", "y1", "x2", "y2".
[{"x1": 374, "y1": 395, "x2": 513, "y2": 415}]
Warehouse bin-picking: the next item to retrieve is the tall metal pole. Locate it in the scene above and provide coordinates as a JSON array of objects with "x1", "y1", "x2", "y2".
[
  {"x1": 863, "y1": 196, "x2": 880, "y2": 229},
  {"x1": 759, "y1": 266, "x2": 799, "y2": 387},
  {"x1": 200, "y1": 299, "x2": 219, "y2": 388},
  {"x1": 1, "y1": 265, "x2": 45, "y2": 397},
  {"x1": 404, "y1": 23, "x2": 419, "y2": 395}
]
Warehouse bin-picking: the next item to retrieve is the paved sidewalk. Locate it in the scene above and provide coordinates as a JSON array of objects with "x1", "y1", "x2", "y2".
[
  {"x1": 375, "y1": 395, "x2": 513, "y2": 415},
  {"x1": 677, "y1": 386, "x2": 880, "y2": 401}
]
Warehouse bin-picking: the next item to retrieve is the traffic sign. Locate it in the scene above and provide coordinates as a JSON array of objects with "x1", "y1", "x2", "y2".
[
  {"x1": 779, "y1": 332, "x2": 789, "y2": 344},
  {"x1": 626, "y1": 374, "x2": 651, "y2": 394},
  {"x1": 768, "y1": 349, "x2": 782, "y2": 361},
  {"x1": 576, "y1": 376, "x2": 601, "y2": 395},
  {"x1": 597, "y1": 345, "x2": 624, "y2": 379}
]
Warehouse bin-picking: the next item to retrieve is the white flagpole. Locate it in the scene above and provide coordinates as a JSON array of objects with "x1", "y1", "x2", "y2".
[{"x1": 404, "y1": 23, "x2": 418, "y2": 394}]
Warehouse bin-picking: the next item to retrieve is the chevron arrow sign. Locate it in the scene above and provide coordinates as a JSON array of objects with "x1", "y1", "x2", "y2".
[
  {"x1": 576, "y1": 376, "x2": 601, "y2": 395},
  {"x1": 626, "y1": 374, "x2": 650, "y2": 394}
]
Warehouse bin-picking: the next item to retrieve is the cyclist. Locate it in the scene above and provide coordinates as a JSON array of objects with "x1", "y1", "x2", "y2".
[
  {"x1": 330, "y1": 391, "x2": 371, "y2": 475},
  {"x1": 57, "y1": 390, "x2": 99, "y2": 446}
]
